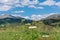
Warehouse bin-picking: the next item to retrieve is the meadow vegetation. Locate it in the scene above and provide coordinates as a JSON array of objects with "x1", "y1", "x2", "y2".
[{"x1": 0, "y1": 21, "x2": 60, "y2": 40}]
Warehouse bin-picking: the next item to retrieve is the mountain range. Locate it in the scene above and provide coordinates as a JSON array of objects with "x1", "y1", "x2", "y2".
[
  {"x1": 0, "y1": 14, "x2": 32, "y2": 24},
  {"x1": 0, "y1": 14, "x2": 60, "y2": 26},
  {"x1": 42, "y1": 14, "x2": 60, "y2": 26}
]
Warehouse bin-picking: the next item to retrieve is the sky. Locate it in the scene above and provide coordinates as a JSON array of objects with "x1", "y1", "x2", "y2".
[{"x1": 0, "y1": 0, "x2": 60, "y2": 20}]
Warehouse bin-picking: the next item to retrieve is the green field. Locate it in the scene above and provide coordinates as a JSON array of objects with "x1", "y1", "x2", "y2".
[{"x1": 0, "y1": 22, "x2": 60, "y2": 40}]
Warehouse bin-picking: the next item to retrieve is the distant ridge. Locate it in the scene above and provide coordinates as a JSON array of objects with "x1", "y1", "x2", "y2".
[
  {"x1": 45, "y1": 14, "x2": 60, "y2": 19},
  {"x1": 42, "y1": 14, "x2": 60, "y2": 26},
  {"x1": 0, "y1": 14, "x2": 32, "y2": 24}
]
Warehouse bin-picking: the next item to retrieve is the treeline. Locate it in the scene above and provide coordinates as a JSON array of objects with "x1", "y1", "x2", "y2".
[{"x1": 43, "y1": 19, "x2": 60, "y2": 26}]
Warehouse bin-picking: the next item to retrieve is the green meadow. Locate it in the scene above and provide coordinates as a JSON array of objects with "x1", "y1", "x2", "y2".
[{"x1": 0, "y1": 22, "x2": 60, "y2": 40}]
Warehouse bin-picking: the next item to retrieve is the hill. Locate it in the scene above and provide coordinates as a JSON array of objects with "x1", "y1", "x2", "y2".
[
  {"x1": 42, "y1": 14, "x2": 60, "y2": 26},
  {"x1": 0, "y1": 14, "x2": 32, "y2": 25}
]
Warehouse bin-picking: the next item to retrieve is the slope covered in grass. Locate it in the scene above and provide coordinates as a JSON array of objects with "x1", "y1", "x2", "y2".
[{"x1": 0, "y1": 22, "x2": 60, "y2": 40}]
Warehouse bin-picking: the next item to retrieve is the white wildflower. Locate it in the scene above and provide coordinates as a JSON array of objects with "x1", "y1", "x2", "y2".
[
  {"x1": 42, "y1": 35, "x2": 49, "y2": 37},
  {"x1": 29, "y1": 26, "x2": 37, "y2": 29},
  {"x1": 1, "y1": 24, "x2": 4, "y2": 27},
  {"x1": 16, "y1": 34, "x2": 18, "y2": 35},
  {"x1": 56, "y1": 30, "x2": 59, "y2": 32}
]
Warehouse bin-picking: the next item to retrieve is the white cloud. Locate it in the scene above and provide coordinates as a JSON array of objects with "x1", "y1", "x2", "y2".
[
  {"x1": 19, "y1": 10, "x2": 24, "y2": 13},
  {"x1": 0, "y1": 0, "x2": 19, "y2": 11},
  {"x1": 21, "y1": 0, "x2": 39, "y2": 6},
  {"x1": 28, "y1": 5, "x2": 36, "y2": 8},
  {"x1": 0, "y1": 0, "x2": 19, "y2": 4},
  {"x1": 11, "y1": 13, "x2": 58, "y2": 21},
  {"x1": 11, "y1": 14, "x2": 23, "y2": 17},
  {"x1": 37, "y1": 7, "x2": 44, "y2": 9},
  {"x1": 28, "y1": 0, "x2": 39, "y2": 4},
  {"x1": 39, "y1": 0, "x2": 56, "y2": 6},
  {"x1": 0, "y1": 5, "x2": 12, "y2": 11},
  {"x1": 15, "y1": 0, "x2": 60, "y2": 7},
  {"x1": 23, "y1": 16, "x2": 30, "y2": 19},
  {"x1": 39, "y1": 0, "x2": 60, "y2": 7},
  {"x1": 15, "y1": 3, "x2": 24, "y2": 7},
  {"x1": 21, "y1": 0, "x2": 40, "y2": 9},
  {"x1": 14, "y1": 10, "x2": 24, "y2": 13},
  {"x1": 0, "y1": 0, "x2": 60, "y2": 11},
  {"x1": 28, "y1": 13, "x2": 58, "y2": 21},
  {"x1": 28, "y1": 5, "x2": 44, "y2": 9},
  {"x1": 55, "y1": 2, "x2": 60, "y2": 6},
  {"x1": 0, "y1": 0, "x2": 39, "y2": 11},
  {"x1": 30, "y1": 14, "x2": 43, "y2": 21}
]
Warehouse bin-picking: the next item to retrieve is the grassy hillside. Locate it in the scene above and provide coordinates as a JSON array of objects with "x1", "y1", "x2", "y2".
[
  {"x1": 42, "y1": 19, "x2": 60, "y2": 27},
  {"x1": 0, "y1": 21, "x2": 60, "y2": 40}
]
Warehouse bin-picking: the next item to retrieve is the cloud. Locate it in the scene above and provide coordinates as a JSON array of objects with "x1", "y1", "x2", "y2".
[
  {"x1": 37, "y1": 7, "x2": 44, "y2": 9},
  {"x1": 30, "y1": 14, "x2": 43, "y2": 20},
  {"x1": 0, "y1": 0, "x2": 39, "y2": 11},
  {"x1": 23, "y1": 16, "x2": 30, "y2": 19},
  {"x1": 11, "y1": 13, "x2": 58, "y2": 21},
  {"x1": 27, "y1": 13, "x2": 58, "y2": 21},
  {"x1": 28, "y1": 0, "x2": 39, "y2": 4},
  {"x1": 0, "y1": 0, "x2": 19, "y2": 11},
  {"x1": 20, "y1": 0, "x2": 42, "y2": 9},
  {"x1": 16, "y1": 0, "x2": 60, "y2": 7},
  {"x1": 0, "y1": 5, "x2": 12, "y2": 11},
  {"x1": 15, "y1": 3, "x2": 24, "y2": 7},
  {"x1": 0, "y1": 0, "x2": 19, "y2": 5},
  {"x1": 28, "y1": 5, "x2": 36, "y2": 8},
  {"x1": 39, "y1": 0, "x2": 60, "y2": 7},
  {"x1": 55, "y1": 2, "x2": 60, "y2": 6},
  {"x1": 28, "y1": 5, "x2": 44, "y2": 9},
  {"x1": 21, "y1": 0, "x2": 39, "y2": 6},
  {"x1": 14, "y1": 10, "x2": 24, "y2": 13},
  {"x1": 11, "y1": 14, "x2": 23, "y2": 17},
  {"x1": 39, "y1": 0, "x2": 56, "y2": 6},
  {"x1": 0, "y1": 0, "x2": 60, "y2": 11}
]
